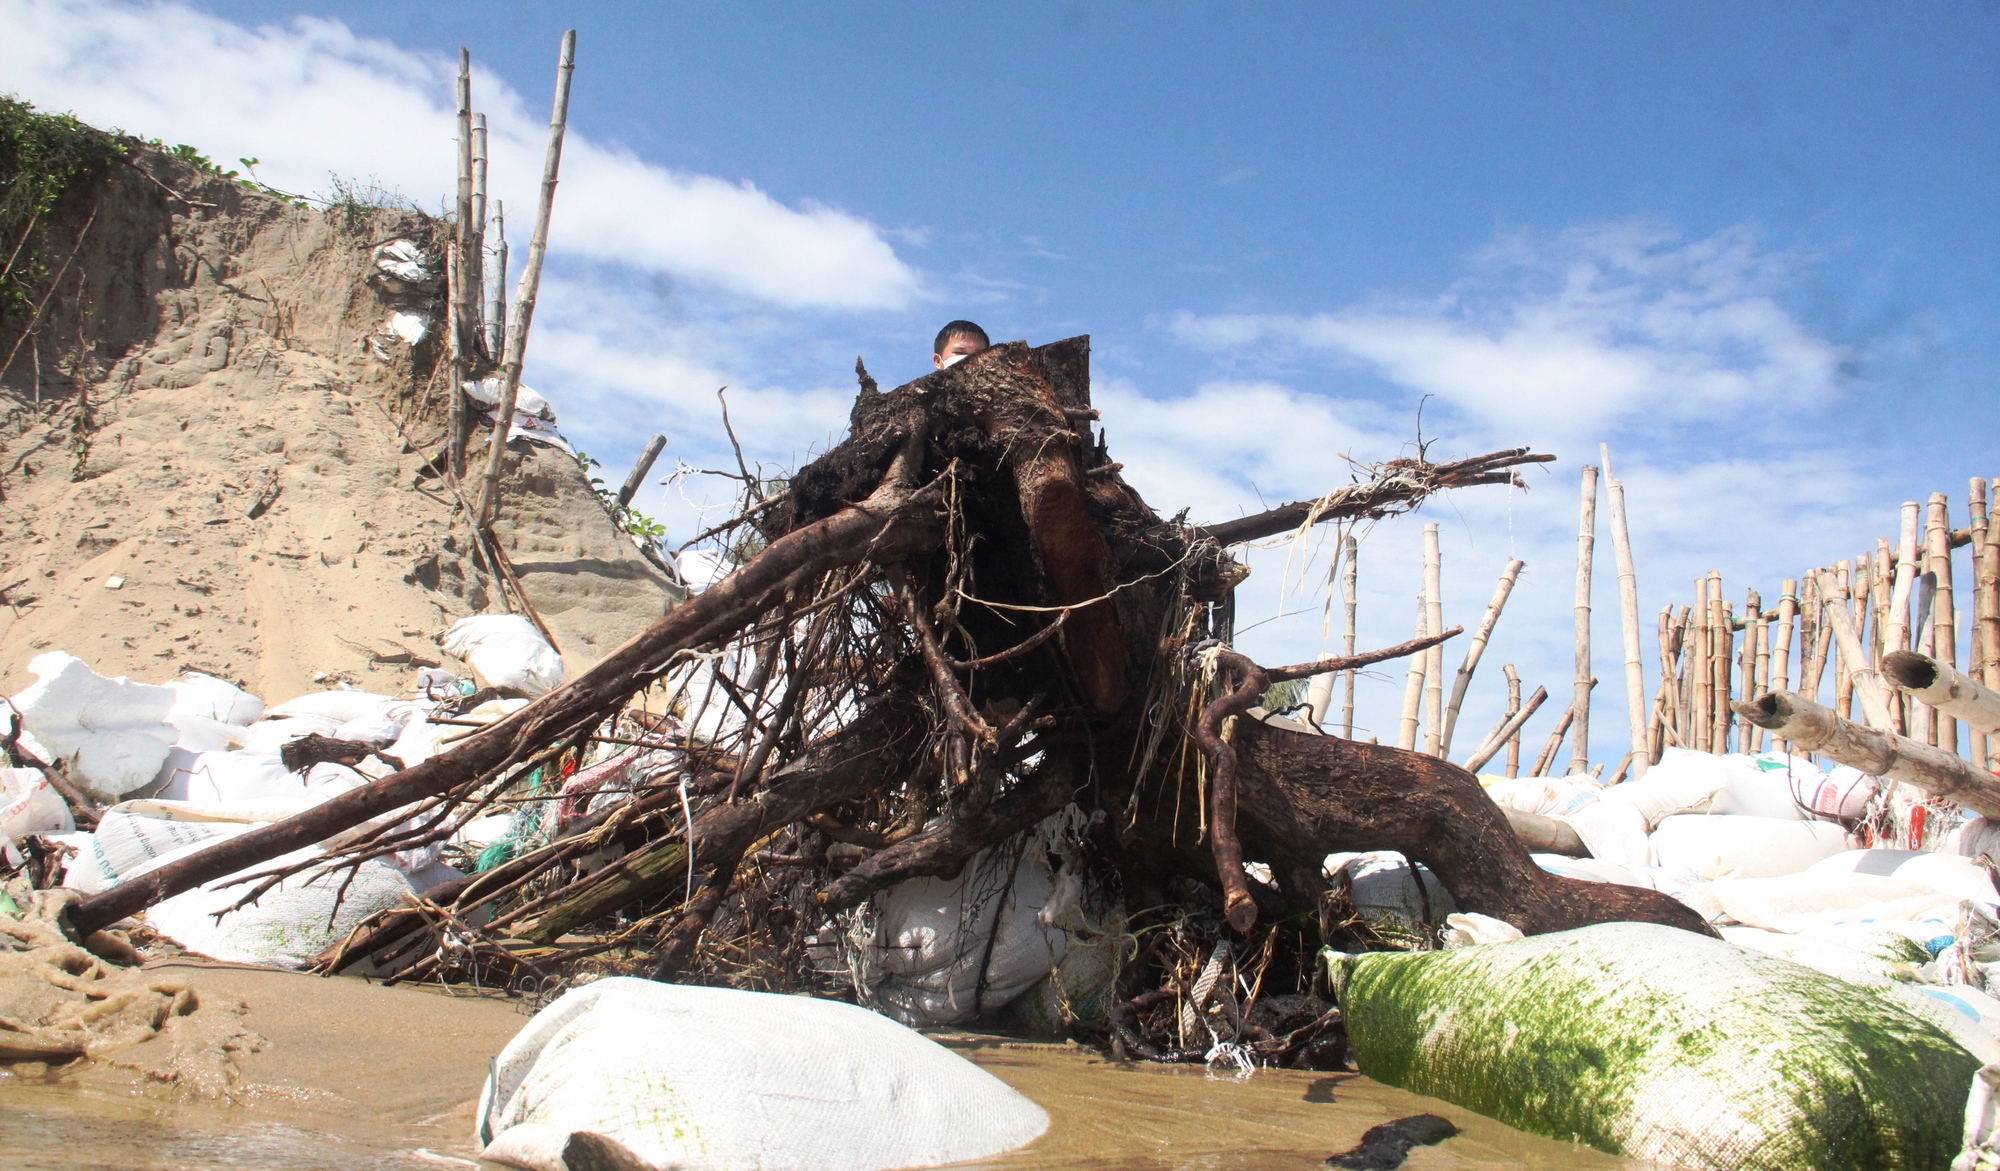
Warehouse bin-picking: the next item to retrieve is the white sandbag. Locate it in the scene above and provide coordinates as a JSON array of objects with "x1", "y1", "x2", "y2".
[
  {"x1": 1531, "y1": 853, "x2": 1657, "y2": 889},
  {"x1": 1648, "y1": 814, "x2": 1851, "y2": 879},
  {"x1": 162, "y1": 711, "x2": 249, "y2": 752},
  {"x1": 170, "y1": 751, "x2": 300, "y2": 808},
  {"x1": 240, "y1": 714, "x2": 342, "y2": 754},
  {"x1": 61, "y1": 803, "x2": 256, "y2": 894},
  {"x1": 333, "y1": 710, "x2": 408, "y2": 748},
  {"x1": 0, "y1": 766, "x2": 72, "y2": 841},
  {"x1": 463, "y1": 376, "x2": 553, "y2": 419},
  {"x1": 264, "y1": 689, "x2": 409, "y2": 725},
  {"x1": 1597, "y1": 747, "x2": 1726, "y2": 827},
  {"x1": 1323, "y1": 851, "x2": 1458, "y2": 930},
  {"x1": 168, "y1": 672, "x2": 264, "y2": 726},
  {"x1": 145, "y1": 844, "x2": 457, "y2": 968},
  {"x1": 845, "y1": 842, "x2": 1068, "y2": 1027},
  {"x1": 1720, "y1": 924, "x2": 1931, "y2": 984},
  {"x1": 1802, "y1": 765, "x2": 1879, "y2": 821},
  {"x1": 1711, "y1": 752, "x2": 1811, "y2": 820},
  {"x1": 675, "y1": 548, "x2": 731, "y2": 590},
  {"x1": 1557, "y1": 798, "x2": 1651, "y2": 867},
  {"x1": 1683, "y1": 871, "x2": 1960, "y2": 933},
  {"x1": 1442, "y1": 912, "x2": 1523, "y2": 948},
  {"x1": 477, "y1": 978, "x2": 1049, "y2": 1171},
  {"x1": 1809, "y1": 849, "x2": 2000, "y2": 905},
  {"x1": 443, "y1": 616, "x2": 565, "y2": 697},
  {"x1": 1481, "y1": 776, "x2": 1602, "y2": 818},
  {"x1": 10, "y1": 651, "x2": 178, "y2": 800}
]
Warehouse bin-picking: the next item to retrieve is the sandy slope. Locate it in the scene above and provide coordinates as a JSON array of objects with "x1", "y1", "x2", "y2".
[{"x1": 0, "y1": 147, "x2": 680, "y2": 702}]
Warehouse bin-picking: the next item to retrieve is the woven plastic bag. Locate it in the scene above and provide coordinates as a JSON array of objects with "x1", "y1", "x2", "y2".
[{"x1": 1330, "y1": 921, "x2": 1978, "y2": 1170}]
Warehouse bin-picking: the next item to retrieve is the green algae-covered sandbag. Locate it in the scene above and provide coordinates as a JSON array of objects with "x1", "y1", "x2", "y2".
[{"x1": 1330, "y1": 921, "x2": 1978, "y2": 1171}]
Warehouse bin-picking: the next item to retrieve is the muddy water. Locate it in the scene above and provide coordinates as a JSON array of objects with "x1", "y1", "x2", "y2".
[{"x1": 0, "y1": 962, "x2": 1648, "y2": 1171}]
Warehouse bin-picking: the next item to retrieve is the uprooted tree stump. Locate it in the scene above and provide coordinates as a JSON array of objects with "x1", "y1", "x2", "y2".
[{"x1": 70, "y1": 335, "x2": 1711, "y2": 977}]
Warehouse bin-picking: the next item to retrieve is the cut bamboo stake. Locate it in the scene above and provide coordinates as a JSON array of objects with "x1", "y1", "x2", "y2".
[
  {"x1": 1770, "y1": 581, "x2": 1798, "y2": 753},
  {"x1": 1883, "y1": 650, "x2": 2000, "y2": 736},
  {"x1": 1875, "y1": 538, "x2": 1900, "y2": 733},
  {"x1": 1928, "y1": 493, "x2": 1961, "y2": 755},
  {"x1": 1916, "y1": 571, "x2": 1939, "y2": 746},
  {"x1": 1423, "y1": 524, "x2": 1445, "y2": 756},
  {"x1": 1572, "y1": 465, "x2": 1599, "y2": 773},
  {"x1": 1835, "y1": 561, "x2": 1856, "y2": 724},
  {"x1": 1671, "y1": 604, "x2": 1693, "y2": 753},
  {"x1": 1752, "y1": 605, "x2": 1772, "y2": 753},
  {"x1": 1740, "y1": 588, "x2": 1762, "y2": 752},
  {"x1": 1814, "y1": 568, "x2": 1895, "y2": 730},
  {"x1": 1691, "y1": 577, "x2": 1711, "y2": 752},
  {"x1": 1971, "y1": 478, "x2": 1991, "y2": 767},
  {"x1": 617, "y1": 433, "x2": 669, "y2": 509},
  {"x1": 1341, "y1": 534, "x2": 1359, "y2": 738},
  {"x1": 1801, "y1": 572, "x2": 1831, "y2": 705},
  {"x1": 1654, "y1": 605, "x2": 1676, "y2": 761},
  {"x1": 476, "y1": 29, "x2": 577, "y2": 527},
  {"x1": 1709, "y1": 570, "x2": 1729, "y2": 753},
  {"x1": 1536, "y1": 679, "x2": 1595, "y2": 777},
  {"x1": 1398, "y1": 588, "x2": 1428, "y2": 751},
  {"x1": 1735, "y1": 692, "x2": 2000, "y2": 819},
  {"x1": 1886, "y1": 502, "x2": 1923, "y2": 657},
  {"x1": 1603, "y1": 452, "x2": 1648, "y2": 777},
  {"x1": 454, "y1": 48, "x2": 475, "y2": 336},
  {"x1": 444, "y1": 241, "x2": 466, "y2": 480},
  {"x1": 1503, "y1": 663, "x2": 1524, "y2": 777},
  {"x1": 1439, "y1": 556, "x2": 1524, "y2": 757},
  {"x1": 1978, "y1": 479, "x2": 2000, "y2": 769},
  {"x1": 1466, "y1": 684, "x2": 1548, "y2": 773},
  {"x1": 469, "y1": 111, "x2": 489, "y2": 354},
  {"x1": 486, "y1": 202, "x2": 509, "y2": 363}
]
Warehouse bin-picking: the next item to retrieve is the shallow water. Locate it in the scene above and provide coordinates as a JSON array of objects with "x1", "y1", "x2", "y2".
[{"x1": 0, "y1": 962, "x2": 1650, "y2": 1171}]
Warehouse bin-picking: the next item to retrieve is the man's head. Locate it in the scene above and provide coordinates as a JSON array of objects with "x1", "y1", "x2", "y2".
[{"x1": 933, "y1": 320, "x2": 990, "y2": 369}]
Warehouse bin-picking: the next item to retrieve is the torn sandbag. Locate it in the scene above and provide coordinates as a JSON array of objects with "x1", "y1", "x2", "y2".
[
  {"x1": 1330, "y1": 921, "x2": 1979, "y2": 1171},
  {"x1": 464, "y1": 377, "x2": 553, "y2": 419},
  {"x1": 477, "y1": 978, "x2": 1049, "y2": 1171},
  {"x1": 372, "y1": 239, "x2": 436, "y2": 285},
  {"x1": 444, "y1": 616, "x2": 565, "y2": 696}
]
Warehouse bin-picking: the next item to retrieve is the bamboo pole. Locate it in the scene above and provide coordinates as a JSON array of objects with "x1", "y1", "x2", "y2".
[
  {"x1": 1915, "y1": 570, "x2": 1939, "y2": 747},
  {"x1": 486, "y1": 202, "x2": 509, "y2": 364},
  {"x1": 1886, "y1": 502, "x2": 1923, "y2": 658},
  {"x1": 1874, "y1": 538, "x2": 1900, "y2": 733},
  {"x1": 1423, "y1": 524, "x2": 1446, "y2": 756},
  {"x1": 1536, "y1": 679, "x2": 1595, "y2": 778},
  {"x1": 1439, "y1": 556, "x2": 1524, "y2": 757},
  {"x1": 1971, "y1": 479, "x2": 1991, "y2": 767},
  {"x1": 1719, "y1": 599, "x2": 1737, "y2": 751},
  {"x1": 1571, "y1": 466, "x2": 1599, "y2": 773},
  {"x1": 1736, "y1": 692, "x2": 2000, "y2": 819},
  {"x1": 1708, "y1": 570, "x2": 1729, "y2": 753},
  {"x1": 1690, "y1": 577, "x2": 1711, "y2": 752},
  {"x1": 1603, "y1": 453, "x2": 1648, "y2": 777},
  {"x1": 1835, "y1": 561, "x2": 1857, "y2": 724},
  {"x1": 1752, "y1": 604, "x2": 1772, "y2": 752},
  {"x1": 1883, "y1": 650, "x2": 2000, "y2": 736},
  {"x1": 1504, "y1": 663, "x2": 1524, "y2": 777},
  {"x1": 444, "y1": 241, "x2": 465, "y2": 480},
  {"x1": 1467, "y1": 684, "x2": 1548, "y2": 773},
  {"x1": 1341, "y1": 534, "x2": 1359, "y2": 738},
  {"x1": 1928, "y1": 493, "x2": 1961, "y2": 755},
  {"x1": 1740, "y1": 589, "x2": 1762, "y2": 751},
  {"x1": 454, "y1": 48, "x2": 475, "y2": 336},
  {"x1": 1671, "y1": 604, "x2": 1693, "y2": 753},
  {"x1": 1398, "y1": 587, "x2": 1428, "y2": 751},
  {"x1": 469, "y1": 111, "x2": 489, "y2": 358},
  {"x1": 476, "y1": 29, "x2": 578, "y2": 527},
  {"x1": 1801, "y1": 572, "x2": 1830, "y2": 704},
  {"x1": 1978, "y1": 480, "x2": 2000, "y2": 769},
  {"x1": 1814, "y1": 568, "x2": 1895, "y2": 730},
  {"x1": 1653, "y1": 605, "x2": 1677, "y2": 761},
  {"x1": 1770, "y1": 581, "x2": 1798, "y2": 754}
]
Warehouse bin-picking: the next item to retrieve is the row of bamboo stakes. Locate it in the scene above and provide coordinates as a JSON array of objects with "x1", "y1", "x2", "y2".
[{"x1": 1300, "y1": 447, "x2": 2000, "y2": 788}]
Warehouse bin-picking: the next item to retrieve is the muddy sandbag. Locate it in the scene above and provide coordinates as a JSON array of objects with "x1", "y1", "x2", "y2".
[
  {"x1": 477, "y1": 977, "x2": 1049, "y2": 1171},
  {"x1": 1330, "y1": 921, "x2": 1978, "y2": 1171}
]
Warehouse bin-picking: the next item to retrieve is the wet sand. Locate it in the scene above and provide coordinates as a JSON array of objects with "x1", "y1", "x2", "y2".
[{"x1": 0, "y1": 962, "x2": 1650, "y2": 1170}]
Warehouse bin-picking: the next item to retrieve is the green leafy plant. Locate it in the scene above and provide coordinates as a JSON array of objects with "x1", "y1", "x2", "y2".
[
  {"x1": 1261, "y1": 677, "x2": 1308, "y2": 714},
  {"x1": 0, "y1": 96, "x2": 126, "y2": 325},
  {"x1": 575, "y1": 450, "x2": 671, "y2": 547}
]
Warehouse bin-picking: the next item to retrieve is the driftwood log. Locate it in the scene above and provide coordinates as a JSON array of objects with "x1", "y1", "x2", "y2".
[{"x1": 73, "y1": 335, "x2": 1709, "y2": 951}]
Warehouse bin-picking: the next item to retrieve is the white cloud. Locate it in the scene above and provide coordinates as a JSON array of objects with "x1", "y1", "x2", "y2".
[
  {"x1": 0, "y1": 0, "x2": 920, "y2": 310},
  {"x1": 1171, "y1": 222, "x2": 1851, "y2": 441}
]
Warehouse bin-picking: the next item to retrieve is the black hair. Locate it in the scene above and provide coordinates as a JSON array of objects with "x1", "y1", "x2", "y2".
[{"x1": 933, "y1": 320, "x2": 990, "y2": 355}]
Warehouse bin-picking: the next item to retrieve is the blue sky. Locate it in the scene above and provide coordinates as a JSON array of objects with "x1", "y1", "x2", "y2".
[{"x1": 6, "y1": 1, "x2": 1998, "y2": 767}]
